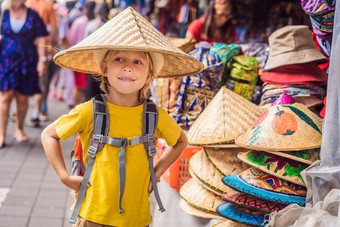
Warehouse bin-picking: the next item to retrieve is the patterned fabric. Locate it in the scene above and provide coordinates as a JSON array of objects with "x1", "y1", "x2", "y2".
[
  {"x1": 239, "y1": 43, "x2": 270, "y2": 70},
  {"x1": 226, "y1": 56, "x2": 259, "y2": 101},
  {"x1": 0, "y1": 8, "x2": 48, "y2": 95},
  {"x1": 260, "y1": 83, "x2": 326, "y2": 106},
  {"x1": 173, "y1": 47, "x2": 223, "y2": 131}
]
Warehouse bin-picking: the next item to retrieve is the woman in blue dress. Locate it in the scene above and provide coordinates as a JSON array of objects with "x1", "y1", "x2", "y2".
[{"x1": 0, "y1": 0, "x2": 48, "y2": 147}]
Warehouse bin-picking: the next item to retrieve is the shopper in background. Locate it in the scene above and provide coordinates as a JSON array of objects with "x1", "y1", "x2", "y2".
[
  {"x1": 26, "y1": 0, "x2": 57, "y2": 126},
  {"x1": 67, "y1": 0, "x2": 96, "y2": 107},
  {"x1": 0, "y1": 0, "x2": 48, "y2": 147},
  {"x1": 186, "y1": 0, "x2": 235, "y2": 44}
]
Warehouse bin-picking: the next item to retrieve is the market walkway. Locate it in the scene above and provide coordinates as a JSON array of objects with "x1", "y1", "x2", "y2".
[{"x1": 0, "y1": 97, "x2": 220, "y2": 227}]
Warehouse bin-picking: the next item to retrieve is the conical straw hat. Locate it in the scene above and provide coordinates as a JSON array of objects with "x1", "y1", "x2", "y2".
[
  {"x1": 53, "y1": 7, "x2": 203, "y2": 78},
  {"x1": 189, "y1": 167, "x2": 223, "y2": 196},
  {"x1": 222, "y1": 193, "x2": 286, "y2": 213},
  {"x1": 212, "y1": 220, "x2": 250, "y2": 227},
  {"x1": 204, "y1": 147, "x2": 250, "y2": 176},
  {"x1": 190, "y1": 150, "x2": 236, "y2": 195},
  {"x1": 187, "y1": 87, "x2": 264, "y2": 146},
  {"x1": 179, "y1": 178, "x2": 225, "y2": 214},
  {"x1": 178, "y1": 198, "x2": 225, "y2": 220},
  {"x1": 238, "y1": 151, "x2": 308, "y2": 186},
  {"x1": 235, "y1": 102, "x2": 322, "y2": 151},
  {"x1": 265, "y1": 149, "x2": 320, "y2": 165},
  {"x1": 222, "y1": 168, "x2": 306, "y2": 206}
]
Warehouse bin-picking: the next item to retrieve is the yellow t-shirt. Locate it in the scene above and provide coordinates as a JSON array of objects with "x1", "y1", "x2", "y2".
[{"x1": 54, "y1": 100, "x2": 181, "y2": 227}]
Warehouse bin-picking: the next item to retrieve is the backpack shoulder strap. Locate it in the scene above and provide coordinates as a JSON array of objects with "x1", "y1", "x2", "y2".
[
  {"x1": 69, "y1": 94, "x2": 109, "y2": 223},
  {"x1": 142, "y1": 99, "x2": 165, "y2": 212}
]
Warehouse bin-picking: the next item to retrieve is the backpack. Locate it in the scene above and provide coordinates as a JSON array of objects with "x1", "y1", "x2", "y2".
[{"x1": 69, "y1": 94, "x2": 165, "y2": 224}]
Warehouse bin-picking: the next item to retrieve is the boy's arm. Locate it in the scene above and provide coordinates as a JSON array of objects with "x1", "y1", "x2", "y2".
[
  {"x1": 41, "y1": 124, "x2": 85, "y2": 192},
  {"x1": 149, "y1": 131, "x2": 188, "y2": 192}
]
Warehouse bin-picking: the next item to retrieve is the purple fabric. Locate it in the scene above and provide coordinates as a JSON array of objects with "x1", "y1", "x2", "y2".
[{"x1": 0, "y1": 8, "x2": 48, "y2": 95}]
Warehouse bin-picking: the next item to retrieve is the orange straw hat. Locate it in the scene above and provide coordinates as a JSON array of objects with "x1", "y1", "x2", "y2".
[
  {"x1": 235, "y1": 102, "x2": 322, "y2": 151},
  {"x1": 179, "y1": 178, "x2": 225, "y2": 214},
  {"x1": 53, "y1": 7, "x2": 203, "y2": 78},
  {"x1": 187, "y1": 87, "x2": 264, "y2": 146}
]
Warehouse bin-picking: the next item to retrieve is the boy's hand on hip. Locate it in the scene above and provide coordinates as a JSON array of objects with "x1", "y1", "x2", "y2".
[{"x1": 148, "y1": 181, "x2": 153, "y2": 194}]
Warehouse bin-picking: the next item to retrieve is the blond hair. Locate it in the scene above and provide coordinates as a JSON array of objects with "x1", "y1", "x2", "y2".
[{"x1": 97, "y1": 50, "x2": 155, "y2": 101}]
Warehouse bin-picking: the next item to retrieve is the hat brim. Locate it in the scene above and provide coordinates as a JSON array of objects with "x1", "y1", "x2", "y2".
[
  {"x1": 264, "y1": 149, "x2": 320, "y2": 165},
  {"x1": 222, "y1": 174, "x2": 306, "y2": 206},
  {"x1": 179, "y1": 198, "x2": 225, "y2": 220},
  {"x1": 216, "y1": 203, "x2": 268, "y2": 227}
]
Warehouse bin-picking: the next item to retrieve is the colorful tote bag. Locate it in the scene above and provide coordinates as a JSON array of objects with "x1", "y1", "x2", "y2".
[
  {"x1": 173, "y1": 47, "x2": 223, "y2": 131},
  {"x1": 226, "y1": 56, "x2": 259, "y2": 101}
]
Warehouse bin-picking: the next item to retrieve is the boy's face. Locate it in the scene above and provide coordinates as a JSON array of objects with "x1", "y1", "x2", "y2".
[{"x1": 101, "y1": 50, "x2": 150, "y2": 97}]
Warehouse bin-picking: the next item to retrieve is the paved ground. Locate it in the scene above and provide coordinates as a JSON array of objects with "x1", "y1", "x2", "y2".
[{"x1": 0, "y1": 97, "x2": 220, "y2": 227}]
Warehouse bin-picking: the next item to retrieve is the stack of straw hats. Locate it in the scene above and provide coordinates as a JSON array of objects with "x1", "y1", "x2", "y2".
[
  {"x1": 217, "y1": 93, "x2": 323, "y2": 226},
  {"x1": 179, "y1": 87, "x2": 266, "y2": 226}
]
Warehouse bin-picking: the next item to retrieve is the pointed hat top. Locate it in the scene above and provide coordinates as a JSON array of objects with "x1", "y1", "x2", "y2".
[
  {"x1": 54, "y1": 7, "x2": 203, "y2": 77},
  {"x1": 187, "y1": 87, "x2": 265, "y2": 146}
]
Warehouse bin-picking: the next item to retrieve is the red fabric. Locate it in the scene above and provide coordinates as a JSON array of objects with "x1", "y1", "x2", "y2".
[
  {"x1": 260, "y1": 63, "x2": 328, "y2": 85},
  {"x1": 320, "y1": 96, "x2": 327, "y2": 118},
  {"x1": 74, "y1": 71, "x2": 87, "y2": 89},
  {"x1": 312, "y1": 32, "x2": 330, "y2": 72},
  {"x1": 186, "y1": 17, "x2": 235, "y2": 44}
]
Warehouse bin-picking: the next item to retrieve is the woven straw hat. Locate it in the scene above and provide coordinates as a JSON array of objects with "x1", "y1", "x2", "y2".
[
  {"x1": 190, "y1": 150, "x2": 236, "y2": 195},
  {"x1": 238, "y1": 151, "x2": 308, "y2": 186},
  {"x1": 264, "y1": 25, "x2": 326, "y2": 71},
  {"x1": 217, "y1": 203, "x2": 268, "y2": 227},
  {"x1": 235, "y1": 102, "x2": 322, "y2": 151},
  {"x1": 187, "y1": 87, "x2": 264, "y2": 146},
  {"x1": 212, "y1": 220, "x2": 250, "y2": 227},
  {"x1": 53, "y1": 7, "x2": 203, "y2": 78},
  {"x1": 204, "y1": 147, "x2": 250, "y2": 176},
  {"x1": 179, "y1": 178, "x2": 225, "y2": 214},
  {"x1": 265, "y1": 149, "x2": 320, "y2": 165},
  {"x1": 189, "y1": 167, "x2": 223, "y2": 196},
  {"x1": 222, "y1": 168, "x2": 306, "y2": 206},
  {"x1": 178, "y1": 198, "x2": 225, "y2": 220},
  {"x1": 222, "y1": 193, "x2": 285, "y2": 213}
]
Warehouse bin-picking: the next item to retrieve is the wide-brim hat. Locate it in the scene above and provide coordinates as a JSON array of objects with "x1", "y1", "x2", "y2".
[
  {"x1": 216, "y1": 203, "x2": 268, "y2": 227},
  {"x1": 212, "y1": 220, "x2": 250, "y2": 227},
  {"x1": 179, "y1": 178, "x2": 225, "y2": 214},
  {"x1": 187, "y1": 87, "x2": 264, "y2": 146},
  {"x1": 189, "y1": 167, "x2": 223, "y2": 196},
  {"x1": 178, "y1": 198, "x2": 225, "y2": 220},
  {"x1": 260, "y1": 63, "x2": 328, "y2": 86},
  {"x1": 204, "y1": 147, "x2": 250, "y2": 176},
  {"x1": 264, "y1": 25, "x2": 326, "y2": 71},
  {"x1": 238, "y1": 151, "x2": 308, "y2": 186},
  {"x1": 53, "y1": 7, "x2": 204, "y2": 78},
  {"x1": 222, "y1": 193, "x2": 285, "y2": 213},
  {"x1": 265, "y1": 149, "x2": 320, "y2": 165},
  {"x1": 222, "y1": 168, "x2": 306, "y2": 206},
  {"x1": 190, "y1": 150, "x2": 236, "y2": 195},
  {"x1": 235, "y1": 102, "x2": 323, "y2": 151}
]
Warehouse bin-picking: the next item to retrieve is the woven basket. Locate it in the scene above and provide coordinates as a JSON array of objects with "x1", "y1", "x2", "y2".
[
  {"x1": 204, "y1": 147, "x2": 250, "y2": 176},
  {"x1": 236, "y1": 102, "x2": 322, "y2": 151},
  {"x1": 190, "y1": 150, "x2": 236, "y2": 195},
  {"x1": 187, "y1": 87, "x2": 264, "y2": 146},
  {"x1": 53, "y1": 7, "x2": 203, "y2": 78},
  {"x1": 180, "y1": 178, "x2": 225, "y2": 214}
]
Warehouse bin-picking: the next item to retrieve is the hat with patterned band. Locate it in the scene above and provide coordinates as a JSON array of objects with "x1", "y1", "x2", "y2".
[
  {"x1": 178, "y1": 198, "x2": 225, "y2": 220},
  {"x1": 222, "y1": 168, "x2": 306, "y2": 206},
  {"x1": 222, "y1": 193, "x2": 286, "y2": 213},
  {"x1": 189, "y1": 150, "x2": 236, "y2": 195},
  {"x1": 235, "y1": 102, "x2": 323, "y2": 151},
  {"x1": 264, "y1": 149, "x2": 320, "y2": 165},
  {"x1": 179, "y1": 178, "x2": 225, "y2": 215},
  {"x1": 216, "y1": 203, "x2": 268, "y2": 227},
  {"x1": 238, "y1": 151, "x2": 308, "y2": 186},
  {"x1": 204, "y1": 147, "x2": 250, "y2": 176},
  {"x1": 187, "y1": 87, "x2": 264, "y2": 146},
  {"x1": 53, "y1": 7, "x2": 204, "y2": 78},
  {"x1": 212, "y1": 220, "x2": 249, "y2": 227}
]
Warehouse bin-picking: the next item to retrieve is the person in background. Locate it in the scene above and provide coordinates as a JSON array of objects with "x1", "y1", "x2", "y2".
[
  {"x1": 26, "y1": 0, "x2": 57, "y2": 126},
  {"x1": 67, "y1": 0, "x2": 96, "y2": 107},
  {"x1": 186, "y1": 0, "x2": 235, "y2": 44},
  {"x1": 0, "y1": 0, "x2": 48, "y2": 147},
  {"x1": 83, "y1": 2, "x2": 110, "y2": 101}
]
